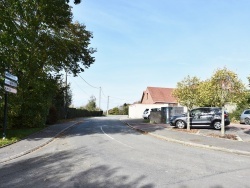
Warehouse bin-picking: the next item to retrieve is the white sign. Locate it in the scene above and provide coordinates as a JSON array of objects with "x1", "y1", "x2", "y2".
[
  {"x1": 5, "y1": 78, "x2": 18, "y2": 87},
  {"x1": 5, "y1": 71, "x2": 18, "y2": 81},
  {"x1": 4, "y1": 85, "x2": 17, "y2": 94}
]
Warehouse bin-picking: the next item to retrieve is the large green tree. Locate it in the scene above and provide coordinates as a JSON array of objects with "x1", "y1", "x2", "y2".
[
  {"x1": 0, "y1": 0, "x2": 96, "y2": 128},
  {"x1": 173, "y1": 68, "x2": 247, "y2": 109},
  {"x1": 207, "y1": 67, "x2": 246, "y2": 107},
  {"x1": 84, "y1": 95, "x2": 97, "y2": 111},
  {"x1": 172, "y1": 76, "x2": 201, "y2": 110}
]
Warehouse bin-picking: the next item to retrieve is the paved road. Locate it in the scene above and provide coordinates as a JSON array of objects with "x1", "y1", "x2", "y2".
[{"x1": 1, "y1": 116, "x2": 250, "y2": 187}]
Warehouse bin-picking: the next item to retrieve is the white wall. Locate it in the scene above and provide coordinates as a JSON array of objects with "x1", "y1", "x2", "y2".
[{"x1": 128, "y1": 104, "x2": 170, "y2": 119}]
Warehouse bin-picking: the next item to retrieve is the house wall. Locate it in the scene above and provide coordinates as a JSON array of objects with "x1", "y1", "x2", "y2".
[
  {"x1": 128, "y1": 104, "x2": 170, "y2": 119},
  {"x1": 225, "y1": 103, "x2": 237, "y2": 113},
  {"x1": 141, "y1": 88, "x2": 154, "y2": 104}
]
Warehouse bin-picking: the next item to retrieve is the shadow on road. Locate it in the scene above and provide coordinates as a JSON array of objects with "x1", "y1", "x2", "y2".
[{"x1": 0, "y1": 149, "x2": 154, "y2": 188}]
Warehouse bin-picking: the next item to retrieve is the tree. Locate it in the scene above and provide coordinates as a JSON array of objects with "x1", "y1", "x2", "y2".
[
  {"x1": 230, "y1": 75, "x2": 250, "y2": 122},
  {"x1": 121, "y1": 103, "x2": 129, "y2": 115},
  {"x1": 209, "y1": 67, "x2": 246, "y2": 107},
  {"x1": 85, "y1": 96, "x2": 97, "y2": 111},
  {"x1": 172, "y1": 76, "x2": 200, "y2": 130},
  {"x1": 109, "y1": 107, "x2": 120, "y2": 115},
  {"x1": 172, "y1": 68, "x2": 247, "y2": 131},
  {"x1": 196, "y1": 80, "x2": 215, "y2": 107},
  {"x1": 172, "y1": 76, "x2": 201, "y2": 110},
  {"x1": 0, "y1": 0, "x2": 96, "y2": 128},
  {"x1": 173, "y1": 68, "x2": 247, "y2": 108}
]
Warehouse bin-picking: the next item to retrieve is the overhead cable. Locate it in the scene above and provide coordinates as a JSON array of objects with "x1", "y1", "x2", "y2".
[{"x1": 78, "y1": 75, "x2": 99, "y2": 89}]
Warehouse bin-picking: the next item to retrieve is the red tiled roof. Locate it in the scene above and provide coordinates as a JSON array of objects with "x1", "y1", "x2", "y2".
[{"x1": 147, "y1": 87, "x2": 177, "y2": 103}]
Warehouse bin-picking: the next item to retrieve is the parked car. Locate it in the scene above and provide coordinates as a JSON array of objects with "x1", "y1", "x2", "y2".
[
  {"x1": 240, "y1": 109, "x2": 250, "y2": 125},
  {"x1": 142, "y1": 108, "x2": 151, "y2": 119},
  {"x1": 169, "y1": 107, "x2": 230, "y2": 130}
]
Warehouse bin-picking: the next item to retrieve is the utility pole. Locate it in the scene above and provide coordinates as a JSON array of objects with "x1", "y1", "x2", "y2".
[
  {"x1": 99, "y1": 87, "x2": 101, "y2": 110},
  {"x1": 107, "y1": 96, "x2": 109, "y2": 116}
]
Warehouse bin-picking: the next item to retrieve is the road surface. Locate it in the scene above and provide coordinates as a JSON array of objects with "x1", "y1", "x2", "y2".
[{"x1": 0, "y1": 116, "x2": 250, "y2": 187}]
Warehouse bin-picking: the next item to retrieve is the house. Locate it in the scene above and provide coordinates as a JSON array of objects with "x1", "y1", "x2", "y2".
[
  {"x1": 141, "y1": 87, "x2": 178, "y2": 105},
  {"x1": 129, "y1": 87, "x2": 180, "y2": 118}
]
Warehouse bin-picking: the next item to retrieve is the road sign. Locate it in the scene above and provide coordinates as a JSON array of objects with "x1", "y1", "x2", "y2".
[
  {"x1": 4, "y1": 78, "x2": 17, "y2": 87},
  {"x1": 4, "y1": 85, "x2": 17, "y2": 94},
  {"x1": 5, "y1": 71, "x2": 18, "y2": 81}
]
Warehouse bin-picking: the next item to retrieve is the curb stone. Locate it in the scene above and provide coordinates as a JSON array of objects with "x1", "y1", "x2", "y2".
[{"x1": 122, "y1": 121, "x2": 250, "y2": 157}]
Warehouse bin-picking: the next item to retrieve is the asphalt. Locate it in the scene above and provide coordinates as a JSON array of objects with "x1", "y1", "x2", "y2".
[{"x1": 1, "y1": 117, "x2": 250, "y2": 164}]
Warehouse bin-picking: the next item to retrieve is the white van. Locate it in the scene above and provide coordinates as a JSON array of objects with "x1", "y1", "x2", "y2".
[{"x1": 142, "y1": 108, "x2": 151, "y2": 119}]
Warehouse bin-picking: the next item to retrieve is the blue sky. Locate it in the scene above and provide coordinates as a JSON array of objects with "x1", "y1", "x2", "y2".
[{"x1": 68, "y1": 0, "x2": 250, "y2": 110}]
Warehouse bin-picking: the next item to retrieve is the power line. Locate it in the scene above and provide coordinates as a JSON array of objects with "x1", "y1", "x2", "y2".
[
  {"x1": 69, "y1": 74, "x2": 136, "y2": 110},
  {"x1": 71, "y1": 79, "x2": 90, "y2": 96},
  {"x1": 101, "y1": 88, "x2": 106, "y2": 97},
  {"x1": 78, "y1": 75, "x2": 99, "y2": 89}
]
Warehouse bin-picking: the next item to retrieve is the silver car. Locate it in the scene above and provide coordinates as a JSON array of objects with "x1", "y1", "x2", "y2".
[{"x1": 240, "y1": 109, "x2": 250, "y2": 125}]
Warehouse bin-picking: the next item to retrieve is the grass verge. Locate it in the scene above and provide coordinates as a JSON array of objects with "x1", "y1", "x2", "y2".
[{"x1": 0, "y1": 128, "x2": 44, "y2": 147}]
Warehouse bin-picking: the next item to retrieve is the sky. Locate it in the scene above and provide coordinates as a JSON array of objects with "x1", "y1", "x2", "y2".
[{"x1": 68, "y1": 0, "x2": 250, "y2": 110}]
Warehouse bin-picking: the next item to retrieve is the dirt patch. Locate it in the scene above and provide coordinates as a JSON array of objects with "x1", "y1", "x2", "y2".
[
  {"x1": 207, "y1": 133, "x2": 238, "y2": 140},
  {"x1": 172, "y1": 128, "x2": 199, "y2": 134},
  {"x1": 172, "y1": 128, "x2": 238, "y2": 141}
]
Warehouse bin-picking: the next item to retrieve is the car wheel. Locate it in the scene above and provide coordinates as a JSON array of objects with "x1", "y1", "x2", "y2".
[
  {"x1": 176, "y1": 120, "x2": 186, "y2": 129},
  {"x1": 213, "y1": 121, "x2": 221, "y2": 130},
  {"x1": 245, "y1": 118, "x2": 250, "y2": 125}
]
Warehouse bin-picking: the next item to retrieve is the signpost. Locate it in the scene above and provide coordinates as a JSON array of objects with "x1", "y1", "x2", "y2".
[
  {"x1": 5, "y1": 71, "x2": 18, "y2": 81},
  {"x1": 5, "y1": 78, "x2": 18, "y2": 88},
  {"x1": 4, "y1": 85, "x2": 17, "y2": 94},
  {"x1": 2, "y1": 71, "x2": 18, "y2": 139}
]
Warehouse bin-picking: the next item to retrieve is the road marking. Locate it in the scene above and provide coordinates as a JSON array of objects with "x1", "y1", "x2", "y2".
[{"x1": 100, "y1": 126, "x2": 134, "y2": 149}]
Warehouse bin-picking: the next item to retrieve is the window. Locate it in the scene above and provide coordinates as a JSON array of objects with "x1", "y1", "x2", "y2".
[{"x1": 244, "y1": 110, "x2": 250, "y2": 114}]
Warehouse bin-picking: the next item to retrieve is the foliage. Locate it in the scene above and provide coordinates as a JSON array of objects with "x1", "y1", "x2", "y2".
[
  {"x1": 0, "y1": 127, "x2": 43, "y2": 147},
  {"x1": 196, "y1": 80, "x2": 214, "y2": 106},
  {"x1": 173, "y1": 68, "x2": 247, "y2": 109},
  {"x1": 172, "y1": 76, "x2": 200, "y2": 110},
  {"x1": 84, "y1": 95, "x2": 98, "y2": 111},
  {"x1": 109, "y1": 107, "x2": 120, "y2": 115},
  {"x1": 230, "y1": 89, "x2": 250, "y2": 122},
  {"x1": 0, "y1": 0, "x2": 95, "y2": 128},
  {"x1": 122, "y1": 103, "x2": 129, "y2": 115},
  {"x1": 108, "y1": 103, "x2": 129, "y2": 115},
  {"x1": 209, "y1": 67, "x2": 246, "y2": 106}
]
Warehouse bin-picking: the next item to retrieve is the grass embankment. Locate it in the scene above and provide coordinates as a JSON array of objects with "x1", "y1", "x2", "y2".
[{"x1": 0, "y1": 128, "x2": 43, "y2": 147}]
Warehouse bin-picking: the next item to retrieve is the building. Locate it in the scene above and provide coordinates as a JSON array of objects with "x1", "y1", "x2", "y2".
[{"x1": 129, "y1": 87, "x2": 179, "y2": 118}]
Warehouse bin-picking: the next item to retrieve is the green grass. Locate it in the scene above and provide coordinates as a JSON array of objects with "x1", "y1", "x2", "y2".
[{"x1": 0, "y1": 128, "x2": 44, "y2": 147}]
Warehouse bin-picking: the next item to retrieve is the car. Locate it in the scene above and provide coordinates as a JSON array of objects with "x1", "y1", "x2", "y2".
[
  {"x1": 169, "y1": 107, "x2": 230, "y2": 130},
  {"x1": 142, "y1": 108, "x2": 151, "y2": 119},
  {"x1": 240, "y1": 109, "x2": 250, "y2": 125}
]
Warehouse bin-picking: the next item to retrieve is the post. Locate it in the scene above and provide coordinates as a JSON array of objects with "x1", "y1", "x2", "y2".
[
  {"x1": 3, "y1": 92, "x2": 8, "y2": 139},
  {"x1": 187, "y1": 109, "x2": 190, "y2": 131},
  {"x1": 99, "y1": 87, "x2": 101, "y2": 110},
  {"x1": 221, "y1": 107, "x2": 225, "y2": 136},
  {"x1": 107, "y1": 96, "x2": 109, "y2": 116}
]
